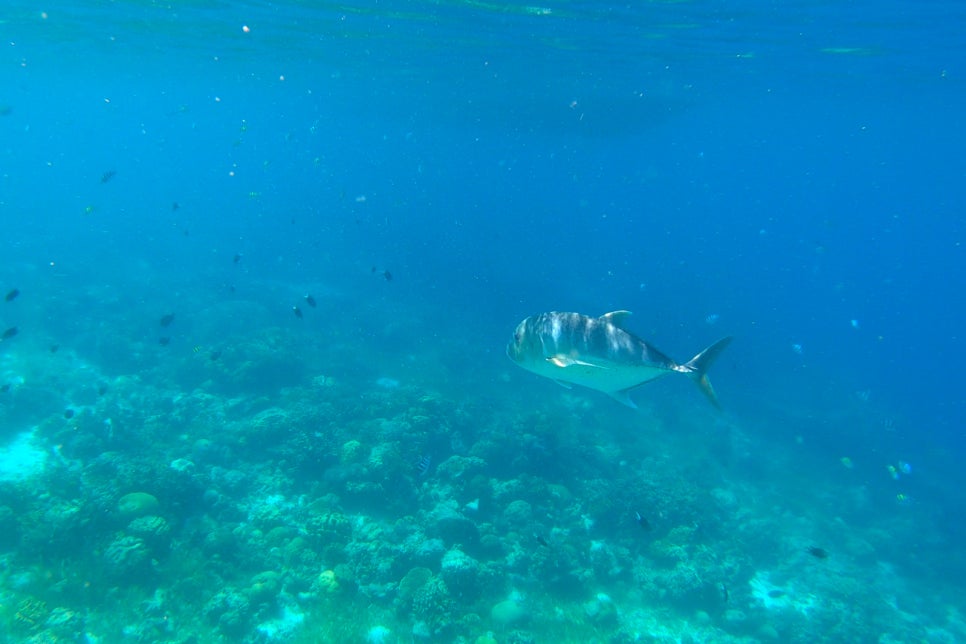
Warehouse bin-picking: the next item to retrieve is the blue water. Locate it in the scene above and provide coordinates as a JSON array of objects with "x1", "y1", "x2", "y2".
[{"x1": 1, "y1": 1, "x2": 964, "y2": 641}]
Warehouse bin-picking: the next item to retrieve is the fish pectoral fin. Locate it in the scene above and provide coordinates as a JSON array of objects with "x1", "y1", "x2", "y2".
[
  {"x1": 608, "y1": 389, "x2": 639, "y2": 409},
  {"x1": 547, "y1": 355, "x2": 609, "y2": 369}
]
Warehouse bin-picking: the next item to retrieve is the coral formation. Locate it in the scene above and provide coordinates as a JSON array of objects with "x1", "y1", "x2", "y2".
[
  {"x1": 117, "y1": 492, "x2": 160, "y2": 519},
  {"x1": 0, "y1": 295, "x2": 955, "y2": 643}
]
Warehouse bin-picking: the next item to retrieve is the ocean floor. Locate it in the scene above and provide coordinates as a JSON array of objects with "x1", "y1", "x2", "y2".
[{"x1": 0, "y1": 303, "x2": 963, "y2": 643}]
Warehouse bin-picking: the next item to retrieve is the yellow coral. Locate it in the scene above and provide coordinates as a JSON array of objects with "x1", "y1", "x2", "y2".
[
  {"x1": 318, "y1": 569, "x2": 339, "y2": 594},
  {"x1": 341, "y1": 440, "x2": 363, "y2": 464}
]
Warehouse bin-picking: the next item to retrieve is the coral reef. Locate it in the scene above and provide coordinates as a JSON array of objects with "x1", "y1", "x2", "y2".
[{"x1": 0, "y1": 311, "x2": 956, "y2": 644}]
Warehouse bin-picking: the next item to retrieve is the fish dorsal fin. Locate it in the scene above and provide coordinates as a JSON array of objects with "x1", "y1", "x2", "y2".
[{"x1": 600, "y1": 310, "x2": 633, "y2": 329}]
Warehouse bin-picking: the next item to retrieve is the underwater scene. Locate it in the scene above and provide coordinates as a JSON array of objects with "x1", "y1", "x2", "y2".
[{"x1": 1, "y1": 1, "x2": 964, "y2": 642}]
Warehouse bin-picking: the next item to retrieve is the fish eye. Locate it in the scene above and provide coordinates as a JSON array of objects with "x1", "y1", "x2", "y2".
[{"x1": 514, "y1": 332, "x2": 521, "y2": 343}]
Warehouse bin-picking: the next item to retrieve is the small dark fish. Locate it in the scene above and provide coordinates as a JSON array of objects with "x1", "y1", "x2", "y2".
[
  {"x1": 49, "y1": 344, "x2": 60, "y2": 353},
  {"x1": 0, "y1": 383, "x2": 10, "y2": 393},
  {"x1": 4, "y1": 288, "x2": 19, "y2": 302},
  {"x1": 768, "y1": 589, "x2": 787, "y2": 599},
  {"x1": 416, "y1": 455, "x2": 431, "y2": 477},
  {"x1": 64, "y1": 409, "x2": 75, "y2": 419},
  {"x1": 171, "y1": 202, "x2": 180, "y2": 211},
  {"x1": 210, "y1": 350, "x2": 222, "y2": 361},
  {"x1": 158, "y1": 336, "x2": 170, "y2": 346},
  {"x1": 383, "y1": 270, "x2": 393, "y2": 281},
  {"x1": 100, "y1": 170, "x2": 116, "y2": 184},
  {"x1": 293, "y1": 306, "x2": 303, "y2": 320},
  {"x1": 635, "y1": 511, "x2": 652, "y2": 531},
  {"x1": 806, "y1": 546, "x2": 829, "y2": 559},
  {"x1": 97, "y1": 385, "x2": 108, "y2": 396},
  {"x1": 1, "y1": 326, "x2": 17, "y2": 340},
  {"x1": 233, "y1": 253, "x2": 242, "y2": 264},
  {"x1": 304, "y1": 294, "x2": 317, "y2": 308},
  {"x1": 159, "y1": 313, "x2": 176, "y2": 327},
  {"x1": 534, "y1": 534, "x2": 551, "y2": 548}
]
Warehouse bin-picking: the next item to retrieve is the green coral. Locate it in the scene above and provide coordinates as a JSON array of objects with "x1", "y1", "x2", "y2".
[
  {"x1": 396, "y1": 567, "x2": 434, "y2": 614},
  {"x1": 126, "y1": 515, "x2": 171, "y2": 549},
  {"x1": 117, "y1": 492, "x2": 160, "y2": 519},
  {"x1": 103, "y1": 534, "x2": 151, "y2": 579},
  {"x1": 412, "y1": 576, "x2": 454, "y2": 635}
]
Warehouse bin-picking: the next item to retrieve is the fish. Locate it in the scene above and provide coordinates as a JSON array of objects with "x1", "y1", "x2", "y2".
[
  {"x1": 100, "y1": 170, "x2": 116, "y2": 183},
  {"x1": 534, "y1": 534, "x2": 551, "y2": 548},
  {"x1": 304, "y1": 294, "x2": 317, "y2": 308},
  {"x1": 1, "y1": 326, "x2": 18, "y2": 341},
  {"x1": 293, "y1": 305, "x2": 303, "y2": 320},
  {"x1": 635, "y1": 511, "x2": 652, "y2": 531},
  {"x1": 158, "y1": 337, "x2": 170, "y2": 346},
  {"x1": 4, "y1": 288, "x2": 19, "y2": 302},
  {"x1": 507, "y1": 311, "x2": 732, "y2": 409},
  {"x1": 159, "y1": 313, "x2": 176, "y2": 327},
  {"x1": 64, "y1": 409, "x2": 75, "y2": 419},
  {"x1": 233, "y1": 253, "x2": 242, "y2": 264},
  {"x1": 416, "y1": 454, "x2": 432, "y2": 476},
  {"x1": 0, "y1": 383, "x2": 10, "y2": 393},
  {"x1": 806, "y1": 546, "x2": 828, "y2": 559}
]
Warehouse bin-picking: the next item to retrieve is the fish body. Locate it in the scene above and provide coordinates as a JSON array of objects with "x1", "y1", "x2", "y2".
[
  {"x1": 635, "y1": 511, "x2": 652, "y2": 531},
  {"x1": 507, "y1": 311, "x2": 731, "y2": 408},
  {"x1": 416, "y1": 454, "x2": 432, "y2": 477}
]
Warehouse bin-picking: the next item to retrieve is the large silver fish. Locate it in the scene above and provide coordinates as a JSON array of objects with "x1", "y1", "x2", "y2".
[{"x1": 507, "y1": 310, "x2": 732, "y2": 408}]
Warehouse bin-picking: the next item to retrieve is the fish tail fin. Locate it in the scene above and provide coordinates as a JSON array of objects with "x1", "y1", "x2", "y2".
[{"x1": 683, "y1": 336, "x2": 733, "y2": 409}]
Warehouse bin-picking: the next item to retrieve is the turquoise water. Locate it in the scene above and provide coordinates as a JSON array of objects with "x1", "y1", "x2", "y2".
[{"x1": 0, "y1": 1, "x2": 964, "y2": 642}]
